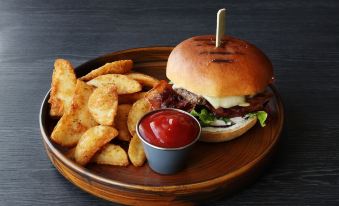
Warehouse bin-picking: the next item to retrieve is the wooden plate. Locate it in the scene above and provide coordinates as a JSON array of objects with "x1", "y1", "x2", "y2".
[{"x1": 39, "y1": 47, "x2": 284, "y2": 205}]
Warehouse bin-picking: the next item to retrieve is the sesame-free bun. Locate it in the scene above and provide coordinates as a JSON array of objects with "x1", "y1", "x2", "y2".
[
  {"x1": 166, "y1": 35, "x2": 274, "y2": 97},
  {"x1": 200, "y1": 117, "x2": 257, "y2": 142}
]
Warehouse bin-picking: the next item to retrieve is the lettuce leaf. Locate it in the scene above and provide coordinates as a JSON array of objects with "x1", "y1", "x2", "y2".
[
  {"x1": 256, "y1": 111, "x2": 268, "y2": 127},
  {"x1": 222, "y1": 117, "x2": 231, "y2": 123},
  {"x1": 191, "y1": 108, "x2": 268, "y2": 127},
  {"x1": 247, "y1": 111, "x2": 268, "y2": 127},
  {"x1": 190, "y1": 109, "x2": 215, "y2": 126},
  {"x1": 190, "y1": 108, "x2": 232, "y2": 126}
]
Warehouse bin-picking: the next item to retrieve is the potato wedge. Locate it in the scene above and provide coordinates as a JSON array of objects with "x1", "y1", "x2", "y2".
[
  {"x1": 119, "y1": 92, "x2": 146, "y2": 104},
  {"x1": 48, "y1": 59, "x2": 77, "y2": 117},
  {"x1": 128, "y1": 134, "x2": 146, "y2": 167},
  {"x1": 87, "y1": 74, "x2": 142, "y2": 94},
  {"x1": 115, "y1": 104, "x2": 132, "y2": 141},
  {"x1": 51, "y1": 80, "x2": 98, "y2": 147},
  {"x1": 127, "y1": 98, "x2": 151, "y2": 136},
  {"x1": 126, "y1": 73, "x2": 159, "y2": 87},
  {"x1": 80, "y1": 60, "x2": 133, "y2": 81},
  {"x1": 65, "y1": 147, "x2": 76, "y2": 161},
  {"x1": 88, "y1": 85, "x2": 118, "y2": 126},
  {"x1": 75, "y1": 125, "x2": 118, "y2": 166},
  {"x1": 93, "y1": 144, "x2": 129, "y2": 166}
]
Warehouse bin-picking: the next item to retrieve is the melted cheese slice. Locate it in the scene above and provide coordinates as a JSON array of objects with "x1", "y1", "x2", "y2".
[{"x1": 202, "y1": 95, "x2": 248, "y2": 109}]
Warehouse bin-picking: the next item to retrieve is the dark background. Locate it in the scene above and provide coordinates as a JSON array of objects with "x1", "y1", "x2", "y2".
[{"x1": 0, "y1": 0, "x2": 338, "y2": 205}]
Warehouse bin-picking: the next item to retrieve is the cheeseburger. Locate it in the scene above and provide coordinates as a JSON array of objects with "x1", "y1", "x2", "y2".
[{"x1": 146, "y1": 35, "x2": 274, "y2": 142}]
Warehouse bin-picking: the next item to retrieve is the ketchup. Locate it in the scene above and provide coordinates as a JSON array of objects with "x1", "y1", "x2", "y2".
[{"x1": 138, "y1": 110, "x2": 200, "y2": 148}]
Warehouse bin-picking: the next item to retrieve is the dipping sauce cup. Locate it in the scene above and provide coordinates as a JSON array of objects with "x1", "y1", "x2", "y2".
[{"x1": 136, "y1": 108, "x2": 201, "y2": 175}]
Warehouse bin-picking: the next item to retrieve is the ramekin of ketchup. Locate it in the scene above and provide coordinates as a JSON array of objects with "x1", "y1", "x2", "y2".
[{"x1": 136, "y1": 108, "x2": 201, "y2": 175}]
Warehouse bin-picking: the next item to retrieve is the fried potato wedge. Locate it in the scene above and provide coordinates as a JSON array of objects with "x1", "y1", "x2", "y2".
[
  {"x1": 115, "y1": 104, "x2": 132, "y2": 141},
  {"x1": 127, "y1": 98, "x2": 151, "y2": 136},
  {"x1": 65, "y1": 147, "x2": 76, "y2": 161},
  {"x1": 48, "y1": 59, "x2": 77, "y2": 117},
  {"x1": 75, "y1": 125, "x2": 118, "y2": 166},
  {"x1": 126, "y1": 73, "x2": 159, "y2": 87},
  {"x1": 80, "y1": 60, "x2": 133, "y2": 81},
  {"x1": 119, "y1": 92, "x2": 146, "y2": 104},
  {"x1": 88, "y1": 85, "x2": 118, "y2": 126},
  {"x1": 93, "y1": 144, "x2": 129, "y2": 166},
  {"x1": 51, "y1": 80, "x2": 98, "y2": 147},
  {"x1": 87, "y1": 74, "x2": 142, "y2": 94},
  {"x1": 128, "y1": 134, "x2": 146, "y2": 167}
]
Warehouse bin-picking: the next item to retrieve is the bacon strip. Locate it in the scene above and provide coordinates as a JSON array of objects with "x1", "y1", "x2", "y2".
[{"x1": 145, "y1": 81, "x2": 193, "y2": 111}]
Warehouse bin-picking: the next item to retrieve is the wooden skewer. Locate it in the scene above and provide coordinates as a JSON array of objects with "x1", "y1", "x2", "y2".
[{"x1": 216, "y1": 8, "x2": 226, "y2": 47}]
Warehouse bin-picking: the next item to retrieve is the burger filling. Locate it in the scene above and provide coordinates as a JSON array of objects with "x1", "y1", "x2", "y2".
[{"x1": 145, "y1": 80, "x2": 270, "y2": 128}]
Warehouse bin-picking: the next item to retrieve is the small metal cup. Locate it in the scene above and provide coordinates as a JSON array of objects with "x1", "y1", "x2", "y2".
[{"x1": 136, "y1": 108, "x2": 201, "y2": 175}]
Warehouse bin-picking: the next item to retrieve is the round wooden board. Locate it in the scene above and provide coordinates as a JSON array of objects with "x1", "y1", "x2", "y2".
[{"x1": 40, "y1": 47, "x2": 284, "y2": 205}]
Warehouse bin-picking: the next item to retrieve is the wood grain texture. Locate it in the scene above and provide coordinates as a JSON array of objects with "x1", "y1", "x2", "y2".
[
  {"x1": 0, "y1": 0, "x2": 338, "y2": 205},
  {"x1": 40, "y1": 47, "x2": 283, "y2": 205}
]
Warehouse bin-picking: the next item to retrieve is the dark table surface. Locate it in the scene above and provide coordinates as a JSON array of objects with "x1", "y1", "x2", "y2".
[{"x1": 1, "y1": 0, "x2": 338, "y2": 205}]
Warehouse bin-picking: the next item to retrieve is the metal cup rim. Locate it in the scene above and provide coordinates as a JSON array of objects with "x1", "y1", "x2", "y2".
[{"x1": 136, "y1": 108, "x2": 201, "y2": 151}]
